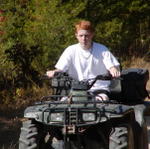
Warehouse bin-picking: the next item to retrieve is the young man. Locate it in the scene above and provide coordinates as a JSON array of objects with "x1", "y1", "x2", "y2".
[{"x1": 46, "y1": 20, "x2": 120, "y2": 100}]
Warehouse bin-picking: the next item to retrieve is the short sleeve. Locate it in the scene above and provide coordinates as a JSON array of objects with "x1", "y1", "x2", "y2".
[
  {"x1": 55, "y1": 47, "x2": 72, "y2": 72},
  {"x1": 102, "y1": 50, "x2": 120, "y2": 70}
]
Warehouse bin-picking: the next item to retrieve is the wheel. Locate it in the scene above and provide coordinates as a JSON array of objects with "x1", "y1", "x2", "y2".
[
  {"x1": 134, "y1": 122, "x2": 148, "y2": 149},
  {"x1": 109, "y1": 122, "x2": 148, "y2": 149},
  {"x1": 109, "y1": 126, "x2": 128, "y2": 149},
  {"x1": 19, "y1": 119, "x2": 51, "y2": 149},
  {"x1": 142, "y1": 115, "x2": 150, "y2": 149},
  {"x1": 129, "y1": 122, "x2": 148, "y2": 149}
]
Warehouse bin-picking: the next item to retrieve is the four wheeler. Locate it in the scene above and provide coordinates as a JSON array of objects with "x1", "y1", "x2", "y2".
[{"x1": 19, "y1": 68, "x2": 150, "y2": 149}]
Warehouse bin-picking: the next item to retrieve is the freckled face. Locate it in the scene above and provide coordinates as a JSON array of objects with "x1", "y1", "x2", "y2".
[{"x1": 75, "y1": 30, "x2": 94, "y2": 49}]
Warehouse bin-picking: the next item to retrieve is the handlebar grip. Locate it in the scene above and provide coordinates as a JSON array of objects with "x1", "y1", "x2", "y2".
[
  {"x1": 40, "y1": 74, "x2": 52, "y2": 80},
  {"x1": 96, "y1": 74, "x2": 112, "y2": 80}
]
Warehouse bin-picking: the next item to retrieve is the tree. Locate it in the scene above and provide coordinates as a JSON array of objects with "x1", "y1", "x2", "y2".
[
  {"x1": 0, "y1": 0, "x2": 149, "y2": 104},
  {"x1": 0, "y1": 0, "x2": 86, "y2": 89},
  {"x1": 78, "y1": 0, "x2": 150, "y2": 59}
]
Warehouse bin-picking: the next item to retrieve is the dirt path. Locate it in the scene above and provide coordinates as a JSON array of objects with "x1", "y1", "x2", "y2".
[{"x1": 0, "y1": 111, "x2": 22, "y2": 149}]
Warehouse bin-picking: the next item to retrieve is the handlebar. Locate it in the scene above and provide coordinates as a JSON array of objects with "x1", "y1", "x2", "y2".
[
  {"x1": 42, "y1": 72, "x2": 121, "y2": 90},
  {"x1": 87, "y1": 74, "x2": 113, "y2": 89}
]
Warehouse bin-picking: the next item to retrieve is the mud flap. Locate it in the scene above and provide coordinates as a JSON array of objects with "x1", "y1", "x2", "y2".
[{"x1": 133, "y1": 104, "x2": 146, "y2": 127}]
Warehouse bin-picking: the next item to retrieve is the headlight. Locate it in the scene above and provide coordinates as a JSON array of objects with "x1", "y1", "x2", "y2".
[
  {"x1": 50, "y1": 113, "x2": 64, "y2": 122},
  {"x1": 24, "y1": 112, "x2": 39, "y2": 119},
  {"x1": 82, "y1": 113, "x2": 96, "y2": 121}
]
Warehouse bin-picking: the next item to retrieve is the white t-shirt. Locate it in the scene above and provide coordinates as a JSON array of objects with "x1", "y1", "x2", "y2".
[{"x1": 55, "y1": 42, "x2": 120, "y2": 91}]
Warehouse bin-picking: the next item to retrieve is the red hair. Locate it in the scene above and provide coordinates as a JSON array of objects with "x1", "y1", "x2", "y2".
[{"x1": 75, "y1": 20, "x2": 94, "y2": 33}]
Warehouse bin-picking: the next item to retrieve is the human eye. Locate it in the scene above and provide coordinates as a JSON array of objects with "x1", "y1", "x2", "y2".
[{"x1": 79, "y1": 35, "x2": 83, "y2": 37}]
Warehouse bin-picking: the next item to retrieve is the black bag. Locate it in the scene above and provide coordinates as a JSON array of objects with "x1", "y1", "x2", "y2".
[{"x1": 120, "y1": 68, "x2": 149, "y2": 103}]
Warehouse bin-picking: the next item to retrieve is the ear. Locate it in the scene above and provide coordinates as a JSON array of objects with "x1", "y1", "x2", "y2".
[{"x1": 91, "y1": 32, "x2": 94, "y2": 38}]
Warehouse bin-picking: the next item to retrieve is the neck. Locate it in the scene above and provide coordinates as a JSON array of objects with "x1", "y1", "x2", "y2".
[{"x1": 80, "y1": 43, "x2": 93, "y2": 50}]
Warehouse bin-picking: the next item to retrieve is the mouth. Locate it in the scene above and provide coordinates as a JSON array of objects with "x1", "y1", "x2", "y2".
[{"x1": 82, "y1": 41, "x2": 87, "y2": 45}]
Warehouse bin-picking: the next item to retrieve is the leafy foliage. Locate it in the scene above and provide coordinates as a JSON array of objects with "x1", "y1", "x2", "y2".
[
  {"x1": 0, "y1": 0, "x2": 149, "y2": 105},
  {"x1": 79, "y1": 0, "x2": 150, "y2": 57}
]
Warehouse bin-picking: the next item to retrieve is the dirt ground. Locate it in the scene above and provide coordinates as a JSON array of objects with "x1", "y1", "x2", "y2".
[{"x1": 0, "y1": 110, "x2": 23, "y2": 149}]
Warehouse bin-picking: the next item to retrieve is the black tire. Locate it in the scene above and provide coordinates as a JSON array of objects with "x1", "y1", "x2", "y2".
[
  {"x1": 109, "y1": 122, "x2": 147, "y2": 149},
  {"x1": 19, "y1": 119, "x2": 50, "y2": 149},
  {"x1": 109, "y1": 127, "x2": 128, "y2": 149},
  {"x1": 129, "y1": 122, "x2": 148, "y2": 149},
  {"x1": 134, "y1": 122, "x2": 148, "y2": 149},
  {"x1": 141, "y1": 123, "x2": 148, "y2": 149}
]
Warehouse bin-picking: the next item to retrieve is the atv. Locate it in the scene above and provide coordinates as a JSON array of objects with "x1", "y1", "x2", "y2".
[{"x1": 19, "y1": 68, "x2": 150, "y2": 149}]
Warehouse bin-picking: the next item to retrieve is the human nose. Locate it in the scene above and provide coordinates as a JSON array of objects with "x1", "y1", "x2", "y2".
[{"x1": 82, "y1": 35, "x2": 87, "y2": 40}]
